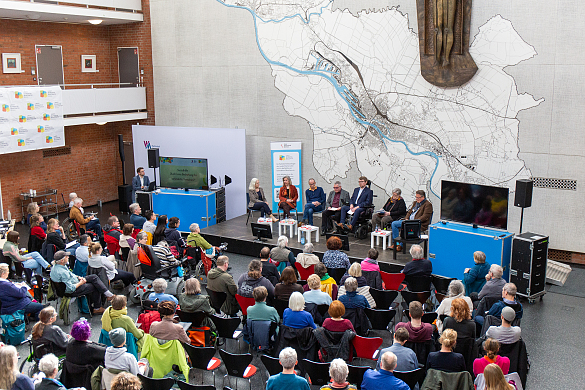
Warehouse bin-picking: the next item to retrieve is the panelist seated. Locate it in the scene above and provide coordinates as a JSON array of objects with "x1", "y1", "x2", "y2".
[
  {"x1": 248, "y1": 178, "x2": 278, "y2": 222},
  {"x1": 371, "y1": 188, "x2": 406, "y2": 230},
  {"x1": 301, "y1": 178, "x2": 326, "y2": 226},
  {"x1": 389, "y1": 190, "x2": 433, "y2": 251},
  {"x1": 321, "y1": 181, "x2": 350, "y2": 235},
  {"x1": 278, "y1": 175, "x2": 298, "y2": 219},
  {"x1": 336, "y1": 176, "x2": 373, "y2": 232}
]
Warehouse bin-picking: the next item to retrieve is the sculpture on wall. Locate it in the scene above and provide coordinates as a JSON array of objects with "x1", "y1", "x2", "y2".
[{"x1": 416, "y1": 0, "x2": 477, "y2": 87}]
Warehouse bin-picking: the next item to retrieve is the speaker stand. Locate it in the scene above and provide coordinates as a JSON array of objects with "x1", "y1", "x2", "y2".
[{"x1": 519, "y1": 207, "x2": 525, "y2": 234}]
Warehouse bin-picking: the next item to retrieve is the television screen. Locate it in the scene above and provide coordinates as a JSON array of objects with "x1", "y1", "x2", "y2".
[
  {"x1": 159, "y1": 157, "x2": 208, "y2": 190},
  {"x1": 440, "y1": 180, "x2": 509, "y2": 230}
]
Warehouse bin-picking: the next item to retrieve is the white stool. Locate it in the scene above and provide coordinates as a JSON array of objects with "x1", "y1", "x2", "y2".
[
  {"x1": 278, "y1": 219, "x2": 296, "y2": 238},
  {"x1": 298, "y1": 225, "x2": 319, "y2": 244},
  {"x1": 371, "y1": 230, "x2": 391, "y2": 250}
]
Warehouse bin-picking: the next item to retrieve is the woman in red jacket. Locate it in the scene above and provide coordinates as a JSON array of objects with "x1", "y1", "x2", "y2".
[{"x1": 278, "y1": 175, "x2": 298, "y2": 219}]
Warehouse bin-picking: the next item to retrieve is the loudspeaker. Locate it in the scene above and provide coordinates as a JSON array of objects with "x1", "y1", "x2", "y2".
[
  {"x1": 514, "y1": 179, "x2": 533, "y2": 208},
  {"x1": 118, "y1": 185, "x2": 133, "y2": 213},
  {"x1": 147, "y1": 148, "x2": 160, "y2": 168}
]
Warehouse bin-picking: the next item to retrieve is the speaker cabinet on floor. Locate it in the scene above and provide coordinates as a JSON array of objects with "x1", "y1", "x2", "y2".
[{"x1": 118, "y1": 185, "x2": 133, "y2": 213}]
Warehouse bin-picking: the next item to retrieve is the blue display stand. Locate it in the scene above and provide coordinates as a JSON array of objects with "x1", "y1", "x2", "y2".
[
  {"x1": 428, "y1": 221, "x2": 514, "y2": 281},
  {"x1": 152, "y1": 189, "x2": 217, "y2": 232}
]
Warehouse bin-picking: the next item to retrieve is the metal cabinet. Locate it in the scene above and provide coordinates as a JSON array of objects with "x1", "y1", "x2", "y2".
[{"x1": 510, "y1": 232, "x2": 548, "y2": 302}]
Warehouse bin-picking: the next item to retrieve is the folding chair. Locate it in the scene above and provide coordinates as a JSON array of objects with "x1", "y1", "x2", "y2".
[
  {"x1": 219, "y1": 349, "x2": 257, "y2": 390},
  {"x1": 182, "y1": 342, "x2": 221, "y2": 385},
  {"x1": 351, "y1": 335, "x2": 383, "y2": 363},
  {"x1": 380, "y1": 271, "x2": 405, "y2": 291}
]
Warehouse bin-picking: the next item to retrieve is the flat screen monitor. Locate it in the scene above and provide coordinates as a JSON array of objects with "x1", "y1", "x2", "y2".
[
  {"x1": 440, "y1": 180, "x2": 509, "y2": 230},
  {"x1": 251, "y1": 223, "x2": 273, "y2": 242},
  {"x1": 325, "y1": 233, "x2": 350, "y2": 251},
  {"x1": 159, "y1": 157, "x2": 208, "y2": 190}
]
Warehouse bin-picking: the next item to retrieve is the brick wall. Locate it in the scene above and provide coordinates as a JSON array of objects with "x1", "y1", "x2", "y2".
[{"x1": 0, "y1": 0, "x2": 154, "y2": 219}]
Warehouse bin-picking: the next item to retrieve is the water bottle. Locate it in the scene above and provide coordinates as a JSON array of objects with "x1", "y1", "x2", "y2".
[
  {"x1": 301, "y1": 236, "x2": 305, "y2": 245},
  {"x1": 375, "y1": 224, "x2": 379, "y2": 232}
]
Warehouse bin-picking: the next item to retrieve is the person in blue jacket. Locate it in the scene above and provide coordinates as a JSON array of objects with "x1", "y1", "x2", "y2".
[
  {"x1": 0, "y1": 263, "x2": 44, "y2": 321},
  {"x1": 463, "y1": 251, "x2": 491, "y2": 295},
  {"x1": 301, "y1": 178, "x2": 326, "y2": 226},
  {"x1": 338, "y1": 176, "x2": 373, "y2": 232}
]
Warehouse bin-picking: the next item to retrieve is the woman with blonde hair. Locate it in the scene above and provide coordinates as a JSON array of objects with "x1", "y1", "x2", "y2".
[
  {"x1": 46, "y1": 218, "x2": 79, "y2": 256},
  {"x1": 248, "y1": 178, "x2": 278, "y2": 221},
  {"x1": 0, "y1": 345, "x2": 34, "y2": 390},
  {"x1": 426, "y1": 328, "x2": 466, "y2": 372},
  {"x1": 484, "y1": 363, "x2": 514, "y2": 390},
  {"x1": 278, "y1": 175, "x2": 298, "y2": 219}
]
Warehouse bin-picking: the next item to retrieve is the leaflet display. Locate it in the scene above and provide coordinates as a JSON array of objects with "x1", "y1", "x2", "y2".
[{"x1": 159, "y1": 157, "x2": 208, "y2": 190}]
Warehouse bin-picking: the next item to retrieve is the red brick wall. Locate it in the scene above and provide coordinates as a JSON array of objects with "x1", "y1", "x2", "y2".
[{"x1": 0, "y1": 0, "x2": 154, "y2": 219}]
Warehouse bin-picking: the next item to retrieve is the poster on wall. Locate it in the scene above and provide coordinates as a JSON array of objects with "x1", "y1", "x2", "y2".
[
  {"x1": 0, "y1": 86, "x2": 65, "y2": 155},
  {"x1": 271, "y1": 142, "x2": 302, "y2": 216}
]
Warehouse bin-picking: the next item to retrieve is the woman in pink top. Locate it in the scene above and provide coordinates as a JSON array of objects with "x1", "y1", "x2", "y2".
[
  {"x1": 360, "y1": 248, "x2": 380, "y2": 271},
  {"x1": 473, "y1": 338, "x2": 510, "y2": 376}
]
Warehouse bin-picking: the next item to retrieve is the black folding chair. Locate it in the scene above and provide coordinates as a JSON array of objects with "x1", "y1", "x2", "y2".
[
  {"x1": 181, "y1": 343, "x2": 221, "y2": 385},
  {"x1": 328, "y1": 268, "x2": 347, "y2": 284},
  {"x1": 176, "y1": 309, "x2": 208, "y2": 328},
  {"x1": 364, "y1": 308, "x2": 396, "y2": 336},
  {"x1": 394, "y1": 368, "x2": 426, "y2": 390},
  {"x1": 206, "y1": 287, "x2": 227, "y2": 313},
  {"x1": 402, "y1": 309, "x2": 437, "y2": 324},
  {"x1": 347, "y1": 364, "x2": 370, "y2": 390},
  {"x1": 219, "y1": 349, "x2": 257, "y2": 390},
  {"x1": 369, "y1": 288, "x2": 398, "y2": 310},
  {"x1": 210, "y1": 315, "x2": 242, "y2": 352},
  {"x1": 138, "y1": 374, "x2": 175, "y2": 390},
  {"x1": 301, "y1": 359, "x2": 331, "y2": 387}
]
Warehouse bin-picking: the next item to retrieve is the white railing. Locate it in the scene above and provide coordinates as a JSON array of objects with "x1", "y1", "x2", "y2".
[
  {"x1": 16, "y1": 0, "x2": 142, "y2": 12},
  {"x1": 62, "y1": 86, "x2": 146, "y2": 115}
]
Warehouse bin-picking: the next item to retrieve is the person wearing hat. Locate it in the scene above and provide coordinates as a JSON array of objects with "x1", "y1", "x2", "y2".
[
  {"x1": 486, "y1": 306, "x2": 522, "y2": 344},
  {"x1": 49, "y1": 250, "x2": 114, "y2": 314},
  {"x1": 105, "y1": 328, "x2": 140, "y2": 375}
]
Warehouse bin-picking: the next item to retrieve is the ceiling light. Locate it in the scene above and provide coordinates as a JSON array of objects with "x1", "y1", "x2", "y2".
[
  {"x1": 88, "y1": 19, "x2": 103, "y2": 25},
  {"x1": 96, "y1": 122, "x2": 107, "y2": 125}
]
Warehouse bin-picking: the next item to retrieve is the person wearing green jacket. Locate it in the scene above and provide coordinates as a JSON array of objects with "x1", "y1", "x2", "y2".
[
  {"x1": 186, "y1": 223, "x2": 218, "y2": 252},
  {"x1": 207, "y1": 256, "x2": 240, "y2": 315},
  {"x1": 140, "y1": 334, "x2": 190, "y2": 380},
  {"x1": 101, "y1": 295, "x2": 145, "y2": 352}
]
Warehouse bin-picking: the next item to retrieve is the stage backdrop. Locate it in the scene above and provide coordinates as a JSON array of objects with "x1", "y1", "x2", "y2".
[
  {"x1": 271, "y1": 142, "x2": 302, "y2": 215},
  {"x1": 0, "y1": 86, "x2": 65, "y2": 154},
  {"x1": 132, "y1": 125, "x2": 246, "y2": 221}
]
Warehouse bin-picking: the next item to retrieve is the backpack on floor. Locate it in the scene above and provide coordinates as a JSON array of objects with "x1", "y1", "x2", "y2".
[{"x1": 1, "y1": 310, "x2": 26, "y2": 345}]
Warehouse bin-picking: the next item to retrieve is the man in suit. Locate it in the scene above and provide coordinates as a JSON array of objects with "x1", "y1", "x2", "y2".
[
  {"x1": 131, "y1": 167, "x2": 150, "y2": 202},
  {"x1": 390, "y1": 190, "x2": 433, "y2": 251},
  {"x1": 321, "y1": 181, "x2": 351, "y2": 235},
  {"x1": 337, "y1": 176, "x2": 373, "y2": 232}
]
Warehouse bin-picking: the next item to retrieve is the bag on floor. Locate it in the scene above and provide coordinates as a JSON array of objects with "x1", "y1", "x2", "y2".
[{"x1": 1, "y1": 310, "x2": 26, "y2": 345}]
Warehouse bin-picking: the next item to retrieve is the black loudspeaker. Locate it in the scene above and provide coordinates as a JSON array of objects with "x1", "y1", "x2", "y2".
[
  {"x1": 514, "y1": 179, "x2": 533, "y2": 208},
  {"x1": 147, "y1": 148, "x2": 160, "y2": 168},
  {"x1": 118, "y1": 185, "x2": 133, "y2": 213}
]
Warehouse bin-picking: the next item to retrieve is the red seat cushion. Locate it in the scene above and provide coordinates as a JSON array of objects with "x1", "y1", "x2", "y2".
[
  {"x1": 243, "y1": 364, "x2": 257, "y2": 378},
  {"x1": 207, "y1": 357, "x2": 221, "y2": 370}
]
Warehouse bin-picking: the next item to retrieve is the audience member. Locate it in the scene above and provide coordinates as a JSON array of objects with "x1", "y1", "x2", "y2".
[
  {"x1": 88, "y1": 242, "x2": 136, "y2": 287},
  {"x1": 65, "y1": 319, "x2": 106, "y2": 380},
  {"x1": 361, "y1": 351, "x2": 409, "y2": 390},
  {"x1": 164, "y1": 217, "x2": 186, "y2": 254},
  {"x1": 119, "y1": 223, "x2": 136, "y2": 255},
  {"x1": 463, "y1": 251, "x2": 490, "y2": 295},
  {"x1": 70, "y1": 197, "x2": 102, "y2": 238},
  {"x1": 477, "y1": 283, "x2": 523, "y2": 326},
  {"x1": 483, "y1": 363, "x2": 514, "y2": 390},
  {"x1": 247, "y1": 286, "x2": 280, "y2": 324},
  {"x1": 270, "y1": 236, "x2": 296, "y2": 272},
  {"x1": 207, "y1": 255, "x2": 240, "y2": 315},
  {"x1": 152, "y1": 240, "x2": 180, "y2": 267},
  {"x1": 303, "y1": 274, "x2": 333, "y2": 305},
  {"x1": 103, "y1": 215, "x2": 123, "y2": 241},
  {"x1": 340, "y1": 262, "x2": 368, "y2": 287},
  {"x1": 473, "y1": 338, "x2": 510, "y2": 376},
  {"x1": 435, "y1": 280, "x2": 473, "y2": 334},
  {"x1": 3, "y1": 231, "x2": 50, "y2": 277},
  {"x1": 152, "y1": 214, "x2": 167, "y2": 245},
  {"x1": 248, "y1": 178, "x2": 278, "y2": 222},
  {"x1": 478, "y1": 264, "x2": 506, "y2": 300},
  {"x1": 376, "y1": 327, "x2": 418, "y2": 371},
  {"x1": 301, "y1": 178, "x2": 326, "y2": 226},
  {"x1": 32, "y1": 306, "x2": 69, "y2": 356},
  {"x1": 75, "y1": 234, "x2": 91, "y2": 264},
  {"x1": 323, "y1": 236, "x2": 350, "y2": 270},
  {"x1": 46, "y1": 218, "x2": 78, "y2": 256},
  {"x1": 361, "y1": 248, "x2": 380, "y2": 272},
  {"x1": 426, "y1": 329, "x2": 466, "y2": 373},
  {"x1": 266, "y1": 347, "x2": 310, "y2": 390},
  {"x1": 395, "y1": 301, "x2": 433, "y2": 342},
  {"x1": 401, "y1": 245, "x2": 432, "y2": 283},
  {"x1": 29, "y1": 214, "x2": 46, "y2": 244},
  {"x1": 142, "y1": 210, "x2": 157, "y2": 235},
  {"x1": 128, "y1": 232, "x2": 147, "y2": 279},
  {"x1": 68, "y1": 193, "x2": 77, "y2": 209},
  {"x1": 314, "y1": 262, "x2": 338, "y2": 299},
  {"x1": 105, "y1": 328, "x2": 139, "y2": 375},
  {"x1": 296, "y1": 242, "x2": 320, "y2": 269},
  {"x1": 371, "y1": 188, "x2": 407, "y2": 229},
  {"x1": 101, "y1": 295, "x2": 145, "y2": 352},
  {"x1": 149, "y1": 301, "x2": 190, "y2": 344},
  {"x1": 322, "y1": 300, "x2": 354, "y2": 332},
  {"x1": 278, "y1": 175, "x2": 298, "y2": 219},
  {"x1": 443, "y1": 298, "x2": 476, "y2": 339},
  {"x1": 186, "y1": 223, "x2": 218, "y2": 253},
  {"x1": 148, "y1": 278, "x2": 178, "y2": 304},
  {"x1": 238, "y1": 259, "x2": 275, "y2": 299},
  {"x1": 320, "y1": 358, "x2": 357, "y2": 390},
  {"x1": 338, "y1": 277, "x2": 370, "y2": 309},
  {"x1": 36, "y1": 353, "x2": 66, "y2": 390},
  {"x1": 129, "y1": 203, "x2": 146, "y2": 230},
  {"x1": 283, "y1": 292, "x2": 316, "y2": 329},
  {"x1": 179, "y1": 278, "x2": 216, "y2": 330},
  {"x1": 27, "y1": 202, "x2": 43, "y2": 228},
  {"x1": 0, "y1": 263, "x2": 43, "y2": 321},
  {"x1": 50, "y1": 250, "x2": 114, "y2": 314},
  {"x1": 486, "y1": 307, "x2": 522, "y2": 344},
  {"x1": 260, "y1": 246, "x2": 280, "y2": 286},
  {"x1": 389, "y1": 190, "x2": 433, "y2": 251},
  {"x1": 0, "y1": 345, "x2": 34, "y2": 390},
  {"x1": 110, "y1": 372, "x2": 142, "y2": 390},
  {"x1": 274, "y1": 266, "x2": 304, "y2": 301}
]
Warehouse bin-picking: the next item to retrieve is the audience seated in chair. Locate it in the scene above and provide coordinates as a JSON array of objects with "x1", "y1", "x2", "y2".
[
  {"x1": 207, "y1": 255, "x2": 240, "y2": 316},
  {"x1": 0, "y1": 345, "x2": 35, "y2": 390},
  {"x1": 110, "y1": 372, "x2": 142, "y2": 390},
  {"x1": 152, "y1": 215, "x2": 167, "y2": 246},
  {"x1": 266, "y1": 347, "x2": 310, "y2": 390},
  {"x1": 28, "y1": 213, "x2": 46, "y2": 253},
  {"x1": 338, "y1": 277, "x2": 371, "y2": 309},
  {"x1": 3, "y1": 230, "x2": 50, "y2": 279},
  {"x1": 312, "y1": 262, "x2": 338, "y2": 300},
  {"x1": 259, "y1": 246, "x2": 280, "y2": 286},
  {"x1": 481, "y1": 363, "x2": 515, "y2": 390},
  {"x1": 119, "y1": 223, "x2": 136, "y2": 259},
  {"x1": 149, "y1": 300, "x2": 190, "y2": 345},
  {"x1": 247, "y1": 286, "x2": 280, "y2": 324},
  {"x1": 400, "y1": 245, "x2": 432, "y2": 290},
  {"x1": 361, "y1": 351, "x2": 410, "y2": 390},
  {"x1": 436, "y1": 280, "x2": 473, "y2": 334},
  {"x1": 304, "y1": 274, "x2": 333, "y2": 305},
  {"x1": 73, "y1": 234, "x2": 91, "y2": 276},
  {"x1": 323, "y1": 236, "x2": 350, "y2": 270},
  {"x1": 323, "y1": 300, "x2": 354, "y2": 333},
  {"x1": 283, "y1": 292, "x2": 316, "y2": 329},
  {"x1": 36, "y1": 353, "x2": 67, "y2": 390},
  {"x1": 127, "y1": 232, "x2": 146, "y2": 280},
  {"x1": 376, "y1": 327, "x2": 418, "y2": 371},
  {"x1": 476, "y1": 283, "x2": 523, "y2": 327},
  {"x1": 164, "y1": 217, "x2": 186, "y2": 256},
  {"x1": 88, "y1": 242, "x2": 136, "y2": 288},
  {"x1": 486, "y1": 306, "x2": 522, "y2": 345},
  {"x1": 32, "y1": 306, "x2": 69, "y2": 357},
  {"x1": 70, "y1": 197, "x2": 102, "y2": 238},
  {"x1": 27, "y1": 202, "x2": 47, "y2": 230},
  {"x1": 0, "y1": 263, "x2": 44, "y2": 321},
  {"x1": 296, "y1": 242, "x2": 320, "y2": 269},
  {"x1": 443, "y1": 298, "x2": 476, "y2": 340},
  {"x1": 105, "y1": 328, "x2": 141, "y2": 375},
  {"x1": 426, "y1": 329, "x2": 466, "y2": 373},
  {"x1": 478, "y1": 264, "x2": 506, "y2": 301},
  {"x1": 186, "y1": 223, "x2": 218, "y2": 254},
  {"x1": 361, "y1": 248, "x2": 383, "y2": 289},
  {"x1": 463, "y1": 251, "x2": 491, "y2": 296},
  {"x1": 178, "y1": 278, "x2": 216, "y2": 330},
  {"x1": 474, "y1": 338, "x2": 510, "y2": 377},
  {"x1": 142, "y1": 210, "x2": 157, "y2": 236},
  {"x1": 46, "y1": 218, "x2": 79, "y2": 257},
  {"x1": 103, "y1": 215, "x2": 123, "y2": 251},
  {"x1": 238, "y1": 259, "x2": 275, "y2": 300},
  {"x1": 148, "y1": 278, "x2": 178, "y2": 304},
  {"x1": 274, "y1": 266, "x2": 304, "y2": 301},
  {"x1": 320, "y1": 358, "x2": 357, "y2": 390},
  {"x1": 102, "y1": 295, "x2": 146, "y2": 353},
  {"x1": 129, "y1": 203, "x2": 147, "y2": 231},
  {"x1": 395, "y1": 301, "x2": 433, "y2": 342},
  {"x1": 270, "y1": 236, "x2": 296, "y2": 273}
]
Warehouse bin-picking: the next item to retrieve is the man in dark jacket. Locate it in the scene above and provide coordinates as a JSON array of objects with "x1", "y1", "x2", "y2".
[
  {"x1": 371, "y1": 188, "x2": 407, "y2": 229},
  {"x1": 390, "y1": 189, "x2": 433, "y2": 251},
  {"x1": 338, "y1": 176, "x2": 373, "y2": 232}
]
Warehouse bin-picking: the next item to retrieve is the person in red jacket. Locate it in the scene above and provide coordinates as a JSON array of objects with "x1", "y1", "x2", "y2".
[{"x1": 278, "y1": 176, "x2": 298, "y2": 219}]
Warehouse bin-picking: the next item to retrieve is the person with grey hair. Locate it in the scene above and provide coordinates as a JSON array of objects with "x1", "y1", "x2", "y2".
[
  {"x1": 270, "y1": 235, "x2": 296, "y2": 272},
  {"x1": 463, "y1": 250, "x2": 491, "y2": 295},
  {"x1": 338, "y1": 277, "x2": 370, "y2": 309},
  {"x1": 321, "y1": 181, "x2": 351, "y2": 235},
  {"x1": 237, "y1": 259, "x2": 275, "y2": 299},
  {"x1": 68, "y1": 192, "x2": 78, "y2": 208},
  {"x1": 401, "y1": 244, "x2": 432, "y2": 290},
  {"x1": 207, "y1": 256, "x2": 240, "y2": 315},
  {"x1": 361, "y1": 351, "x2": 409, "y2": 390},
  {"x1": 186, "y1": 222, "x2": 218, "y2": 253},
  {"x1": 129, "y1": 203, "x2": 147, "y2": 230},
  {"x1": 283, "y1": 292, "x2": 316, "y2": 329},
  {"x1": 301, "y1": 178, "x2": 326, "y2": 226},
  {"x1": 148, "y1": 278, "x2": 178, "y2": 304},
  {"x1": 435, "y1": 279, "x2": 473, "y2": 334},
  {"x1": 37, "y1": 353, "x2": 67, "y2": 390},
  {"x1": 296, "y1": 242, "x2": 320, "y2": 268},
  {"x1": 482, "y1": 283, "x2": 523, "y2": 325},
  {"x1": 69, "y1": 197, "x2": 102, "y2": 238},
  {"x1": 320, "y1": 358, "x2": 356, "y2": 390},
  {"x1": 248, "y1": 178, "x2": 278, "y2": 222},
  {"x1": 278, "y1": 175, "x2": 298, "y2": 219},
  {"x1": 266, "y1": 347, "x2": 310, "y2": 390},
  {"x1": 371, "y1": 188, "x2": 407, "y2": 230},
  {"x1": 478, "y1": 264, "x2": 506, "y2": 300}
]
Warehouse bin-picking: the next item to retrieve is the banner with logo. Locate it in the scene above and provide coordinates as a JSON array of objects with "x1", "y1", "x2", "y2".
[
  {"x1": 0, "y1": 86, "x2": 65, "y2": 155},
  {"x1": 271, "y1": 141, "x2": 302, "y2": 215}
]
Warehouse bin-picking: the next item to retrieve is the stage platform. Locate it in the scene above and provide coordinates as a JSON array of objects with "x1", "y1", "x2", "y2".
[{"x1": 199, "y1": 214, "x2": 412, "y2": 271}]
